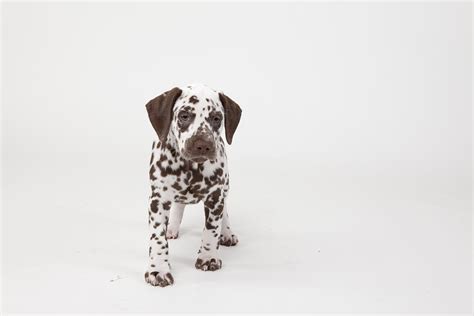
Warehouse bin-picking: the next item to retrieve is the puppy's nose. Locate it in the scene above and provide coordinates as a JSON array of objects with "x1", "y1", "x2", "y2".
[
  {"x1": 185, "y1": 134, "x2": 216, "y2": 160},
  {"x1": 193, "y1": 138, "x2": 214, "y2": 155}
]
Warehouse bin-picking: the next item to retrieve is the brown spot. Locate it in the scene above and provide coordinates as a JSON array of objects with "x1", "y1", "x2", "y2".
[
  {"x1": 150, "y1": 199, "x2": 159, "y2": 213},
  {"x1": 195, "y1": 258, "x2": 203, "y2": 269},
  {"x1": 189, "y1": 95, "x2": 199, "y2": 104},
  {"x1": 149, "y1": 152, "x2": 154, "y2": 165},
  {"x1": 149, "y1": 165, "x2": 157, "y2": 181},
  {"x1": 171, "y1": 182, "x2": 183, "y2": 191}
]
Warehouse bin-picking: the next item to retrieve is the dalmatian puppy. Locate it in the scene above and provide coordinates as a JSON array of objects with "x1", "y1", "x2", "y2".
[{"x1": 144, "y1": 84, "x2": 242, "y2": 287}]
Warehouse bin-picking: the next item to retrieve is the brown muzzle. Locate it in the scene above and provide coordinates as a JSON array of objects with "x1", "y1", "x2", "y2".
[{"x1": 184, "y1": 134, "x2": 216, "y2": 161}]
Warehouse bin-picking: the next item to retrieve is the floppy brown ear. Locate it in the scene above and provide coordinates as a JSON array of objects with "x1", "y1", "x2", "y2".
[
  {"x1": 146, "y1": 87, "x2": 182, "y2": 143},
  {"x1": 219, "y1": 93, "x2": 242, "y2": 145}
]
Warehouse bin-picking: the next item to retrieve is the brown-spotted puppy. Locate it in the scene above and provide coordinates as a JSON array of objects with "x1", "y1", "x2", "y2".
[{"x1": 144, "y1": 84, "x2": 242, "y2": 287}]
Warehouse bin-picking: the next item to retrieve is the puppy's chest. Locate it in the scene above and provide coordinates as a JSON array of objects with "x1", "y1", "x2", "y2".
[{"x1": 170, "y1": 166, "x2": 226, "y2": 203}]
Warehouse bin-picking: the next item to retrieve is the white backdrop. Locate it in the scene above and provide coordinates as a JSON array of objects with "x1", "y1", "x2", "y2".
[{"x1": 2, "y1": 2, "x2": 472, "y2": 313}]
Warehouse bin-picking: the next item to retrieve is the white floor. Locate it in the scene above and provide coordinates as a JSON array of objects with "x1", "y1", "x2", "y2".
[
  {"x1": 2, "y1": 155, "x2": 471, "y2": 313},
  {"x1": 2, "y1": 2, "x2": 472, "y2": 313}
]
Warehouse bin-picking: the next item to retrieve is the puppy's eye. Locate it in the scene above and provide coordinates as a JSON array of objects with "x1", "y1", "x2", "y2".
[
  {"x1": 179, "y1": 112, "x2": 190, "y2": 121},
  {"x1": 208, "y1": 112, "x2": 222, "y2": 129}
]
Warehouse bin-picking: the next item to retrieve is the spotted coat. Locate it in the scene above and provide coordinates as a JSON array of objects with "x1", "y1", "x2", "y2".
[{"x1": 144, "y1": 84, "x2": 242, "y2": 287}]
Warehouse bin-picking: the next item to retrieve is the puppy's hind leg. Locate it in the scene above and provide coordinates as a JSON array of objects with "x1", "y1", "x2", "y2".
[
  {"x1": 167, "y1": 202, "x2": 185, "y2": 239},
  {"x1": 219, "y1": 204, "x2": 238, "y2": 247}
]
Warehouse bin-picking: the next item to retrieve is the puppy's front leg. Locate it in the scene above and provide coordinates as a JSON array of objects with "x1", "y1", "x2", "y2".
[
  {"x1": 144, "y1": 193, "x2": 174, "y2": 287},
  {"x1": 166, "y1": 202, "x2": 185, "y2": 239},
  {"x1": 195, "y1": 189, "x2": 225, "y2": 271}
]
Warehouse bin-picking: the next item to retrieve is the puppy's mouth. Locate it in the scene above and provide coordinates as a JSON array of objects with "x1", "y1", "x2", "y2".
[
  {"x1": 182, "y1": 151, "x2": 216, "y2": 164},
  {"x1": 191, "y1": 157, "x2": 208, "y2": 163}
]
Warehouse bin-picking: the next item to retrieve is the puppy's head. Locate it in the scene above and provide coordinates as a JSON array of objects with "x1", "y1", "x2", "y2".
[{"x1": 146, "y1": 84, "x2": 242, "y2": 163}]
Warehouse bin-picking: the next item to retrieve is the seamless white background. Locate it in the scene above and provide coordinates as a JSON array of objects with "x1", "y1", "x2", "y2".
[{"x1": 2, "y1": 2, "x2": 472, "y2": 313}]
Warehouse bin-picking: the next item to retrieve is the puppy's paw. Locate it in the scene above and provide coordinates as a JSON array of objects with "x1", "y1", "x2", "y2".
[
  {"x1": 219, "y1": 232, "x2": 238, "y2": 247},
  {"x1": 195, "y1": 256, "x2": 222, "y2": 271},
  {"x1": 144, "y1": 267, "x2": 174, "y2": 287},
  {"x1": 166, "y1": 227, "x2": 179, "y2": 239}
]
